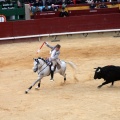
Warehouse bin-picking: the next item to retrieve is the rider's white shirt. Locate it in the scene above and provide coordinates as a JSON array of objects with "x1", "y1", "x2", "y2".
[
  {"x1": 51, "y1": 49, "x2": 56, "y2": 58},
  {"x1": 50, "y1": 49, "x2": 60, "y2": 60},
  {"x1": 46, "y1": 43, "x2": 60, "y2": 61}
]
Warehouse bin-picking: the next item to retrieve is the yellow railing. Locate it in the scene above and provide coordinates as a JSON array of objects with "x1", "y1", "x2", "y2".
[{"x1": 58, "y1": 3, "x2": 120, "y2": 11}]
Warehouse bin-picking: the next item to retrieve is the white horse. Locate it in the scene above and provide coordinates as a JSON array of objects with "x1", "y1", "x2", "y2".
[{"x1": 25, "y1": 57, "x2": 77, "y2": 94}]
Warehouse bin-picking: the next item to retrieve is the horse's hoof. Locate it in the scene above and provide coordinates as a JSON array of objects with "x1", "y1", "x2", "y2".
[
  {"x1": 35, "y1": 87, "x2": 39, "y2": 90},
  {"x1": 25, "y1": 91, "x2": 28, "y2": 94}
]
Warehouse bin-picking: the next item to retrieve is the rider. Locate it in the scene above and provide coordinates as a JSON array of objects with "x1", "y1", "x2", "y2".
[{"x1": 45, "y1": 42, "x2": 61, "y2": 81}]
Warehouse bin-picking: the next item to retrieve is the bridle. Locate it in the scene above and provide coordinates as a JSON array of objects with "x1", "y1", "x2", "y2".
[
  {"x1": 34, "y1": 58, "x2": 49, "y2": 75},
  {"x1": 35, "y1": 59, "x2": 45, "y2": 70}
]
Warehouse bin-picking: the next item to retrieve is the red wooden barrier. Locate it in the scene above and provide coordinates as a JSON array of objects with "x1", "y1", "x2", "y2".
[
  {"x1": 0, "y1": 22, "x2": 13, "y2": 38},
  {"x1": 34, "y1": 11, "x2": 60, "y2": 19},
  {"x1": 33, "y1": 8, "x2": 120, "y2": 19},
  {"x1": 0, "y1": 13, "x2": 120, "y2": 39},
  {"x1": 68, "y1": 7, "x2": 120, "y2": 16}
]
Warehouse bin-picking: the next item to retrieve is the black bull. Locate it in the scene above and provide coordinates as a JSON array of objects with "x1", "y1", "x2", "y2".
[{"x1": 94, "y1": 65, "x2": 120, "y2": 88}]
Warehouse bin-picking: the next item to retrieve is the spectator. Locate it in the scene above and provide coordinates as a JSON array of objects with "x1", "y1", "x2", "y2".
[
  {"x1": 86, "y1": 0, "x2": 93, "y2": 4},
  {"x1": 93, "y1": 0, "x2": 101, "y2": 3},
  {"x1": 33, "y1": 0, "x2": 41, "y2": 6},
  {"x1": 46, "y1": 0, "x2": 53, "y2": 5},
  {"x1": 62, "y1": 0, "x2": 67, "y2": 4},
  {"x1": 42, "y1": 0, "x2": 46, "y2": 6},
  {"x1": 60, "y1": 1, "x2": 67, "y2": 14},
  {"x1": 101, "y1": 0, "x2": 107, "y2": 2},
  {"x1": 17, "y1": 0, "x2": 22, "y2": 8},
  {"x1": 55, "y1": 0, "x2": 62, "y2": 5},
  {"x1": 33, "y1": 0, "x2": 41, "y2": 12},
  {"x1": 62, "y1": 0, "x2": 67, "y2": 8},
  {"x1": 89, "y1": 1, "x2": 96, "y2": 9},
  {"x1": 39, "y1": 0, "x2": 44, "y2": 6},
  {"x1": 51, "y1": 0, "x2": 56, "y2": 4},
  {"x1": 42, "y1": 4, "x2": 50, "y2": 11},
  {"x1": 98, "y1": 2, "x2": 108, "y2": 8},
  {"x1": 49, "y1": 4, "x2": 58, "y2": 11},
  {"x1": 67, "y1": 0, "x2": 74, "y2": 4},
  {"x1": 59, "y1": 7, "x2": 68, "y2": 17}
]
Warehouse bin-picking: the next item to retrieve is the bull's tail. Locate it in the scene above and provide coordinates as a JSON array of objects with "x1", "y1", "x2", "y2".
[{"x1": 66, "y1": 61, "x2": 79, "y2": 82}]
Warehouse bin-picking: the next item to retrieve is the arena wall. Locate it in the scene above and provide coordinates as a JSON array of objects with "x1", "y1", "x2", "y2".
[{"x1": 0, "y1": 13, "x2": 120, "y2": 40}]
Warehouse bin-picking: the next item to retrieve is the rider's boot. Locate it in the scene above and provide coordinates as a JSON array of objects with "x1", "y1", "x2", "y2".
[{"x1": 50, "y1": 70, "x2": 54, "y2": 81}]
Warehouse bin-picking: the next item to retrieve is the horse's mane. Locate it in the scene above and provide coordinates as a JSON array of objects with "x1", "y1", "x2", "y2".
[{"x1": 38, "y1": 57, "x2": 46, "y2": 63}]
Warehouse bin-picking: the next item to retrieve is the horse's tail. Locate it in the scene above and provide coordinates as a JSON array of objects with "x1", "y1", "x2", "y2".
[{"x1": 66, "y1": 61, "x2": 79, "y2": 82}]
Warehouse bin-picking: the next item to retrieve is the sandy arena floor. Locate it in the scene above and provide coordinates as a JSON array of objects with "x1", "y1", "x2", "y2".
[{"x1": 0, "y1": 32, "x2": 120, "y2": 120}]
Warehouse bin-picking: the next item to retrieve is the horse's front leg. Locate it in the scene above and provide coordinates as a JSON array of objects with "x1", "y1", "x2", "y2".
[
  {"x1": 35, "y1": 81, "x2": 41, "y2": 89},
  {"x1": 25, "y1": 77, "x2": 42, "y2": 94}
]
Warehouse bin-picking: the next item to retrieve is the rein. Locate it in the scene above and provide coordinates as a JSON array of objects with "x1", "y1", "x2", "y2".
[
  {"x1": 38, "y1": 64, "x2": 49, "y2": 75},
  {"x1": 39, "y1": 62, "x2": 46, "y2": 70},
  {"x1": 37, "y1": 58, "x2": 49, "y2": 75}
]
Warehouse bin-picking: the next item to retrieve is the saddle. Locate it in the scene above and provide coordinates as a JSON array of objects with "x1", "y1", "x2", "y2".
[
  {"x1": 38, "y1": 57, "x2": 61, "y2": 77},
  {"x1": 45, "y1": 59, "x2": 52, "y2": 66},
  {"x1": 45, "y1": 59, "x2": 61, "y2": 70},
  {"x1": 56, "y1": 63, "x2": 61, "y2": 69},
  {"x1": 56, "y1": 59, "x2": 61, "y2": 70}
]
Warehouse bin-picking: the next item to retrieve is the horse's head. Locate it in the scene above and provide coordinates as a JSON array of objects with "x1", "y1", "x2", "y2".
[
  {"x1": 33, "y1": 58, "x2": 45, "y2": 72},
  {"x1": 33, "y1": 58, "x2": 39, "y2": 72},
  {"x1": 33, "y1": 58, "x2": 41, "y2": 72}
]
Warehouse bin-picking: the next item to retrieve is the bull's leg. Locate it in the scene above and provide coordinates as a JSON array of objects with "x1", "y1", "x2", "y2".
[
  {"x1": 25, "y1": 77, "x2": 41, "y2": 94},
  {"x1": 98, "y1": 81, "x2": 112, "y2": 88},
  {"x1": 110, "y1": 81, "x2": 114, "y2": 87}
]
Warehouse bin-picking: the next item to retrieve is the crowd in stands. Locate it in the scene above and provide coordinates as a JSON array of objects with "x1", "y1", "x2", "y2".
[
  {"x1": 0, "y1": 0, "x2": 119, "y2": 8},
  {"x1": 27, "y1": 0, "x2": 74, "y2": 5},
  {"x1": 31, "y1": 1, "x2": 59, "y2": 13},
  {"x1": 89, "y1": 1, "x2": 108, "y2": 9},
  {"x1": 0, "y1": 0, "x2": 119, "y2": 6},
  {"x1": 0, "y1": 0, "x2": 120, "y2": 18},
  {"x1": 30, "y1": 0, "x2": 70, "y2": 17},
  {"x1": 29, "y1": 0, "x2": 114, "y2": 16},
  {"x1": 29, "y1": 0, "x2": 120, "y2": 13}
]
